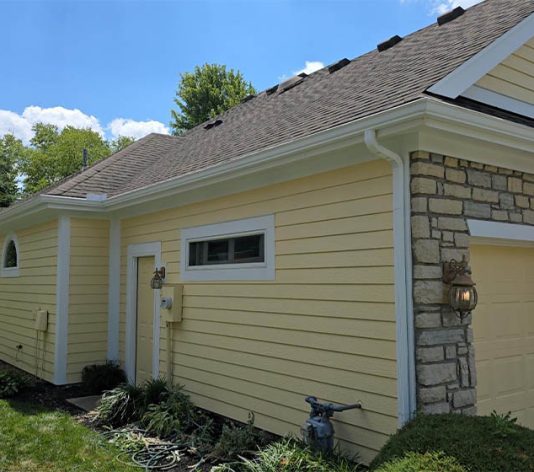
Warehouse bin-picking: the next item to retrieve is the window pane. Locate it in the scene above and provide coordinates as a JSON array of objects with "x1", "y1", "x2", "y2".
[
  {"x1": 234, "y1": 234, "x2": 264, "y2": 262},
  {"x1": 4, "y1": 241, "x2": 17, "y2": 268},
  {"x1": 189, "y1": 242, "x2": 202, "y2": 266},
  {"x1": 206, "y1": 239, "x2": 229, "y2": 264}
]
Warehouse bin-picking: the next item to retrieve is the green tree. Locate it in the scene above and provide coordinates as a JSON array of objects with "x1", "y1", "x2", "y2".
[
  {"x1": 20, "y1": 124, "x2": 111, "y2": 194},
  {"x1": 110, "y1": 135, "x2": 135, "y2": 154},
  {"x1": 0, "y1": 134, "x2": 21, "y2": 207},
  {"x1": 170, "y1": 63, "x2": 256, "y2": 134}
]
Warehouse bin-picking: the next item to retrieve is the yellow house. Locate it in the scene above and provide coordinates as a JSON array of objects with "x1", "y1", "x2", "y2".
[{"x1": 1, "y1": 0, "x2": 533, "y2": 463}]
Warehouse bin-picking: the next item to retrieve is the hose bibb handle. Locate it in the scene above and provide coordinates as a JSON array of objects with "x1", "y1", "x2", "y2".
[{"x1": 305, "y1": 396, "x2": 362, "y2": 417}]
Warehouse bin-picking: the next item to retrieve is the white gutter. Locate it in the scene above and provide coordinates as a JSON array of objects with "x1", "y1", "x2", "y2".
[{"x1": 364, "y1": 129, "x2": 416, "y2": 426}]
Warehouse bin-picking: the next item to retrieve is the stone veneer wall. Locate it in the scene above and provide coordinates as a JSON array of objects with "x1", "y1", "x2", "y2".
[{"x1": 410, "y1": 150, "x2": 534, "y2": 414}]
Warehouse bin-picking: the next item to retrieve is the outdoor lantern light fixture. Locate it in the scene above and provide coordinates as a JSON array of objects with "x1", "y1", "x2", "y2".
[
  {"x1": 150, "y1": 267, "x2": 166, "y2": 290},
  {"x1": 443, "y1": 256, "x2": 478, "y2": 319}
]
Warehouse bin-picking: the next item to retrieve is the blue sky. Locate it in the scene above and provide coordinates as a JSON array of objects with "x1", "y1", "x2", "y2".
[{"x1": 0, "y1": 0, "x2": 480, "y2": 142}]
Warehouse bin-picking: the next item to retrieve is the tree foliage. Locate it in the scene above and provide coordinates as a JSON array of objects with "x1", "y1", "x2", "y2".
[
  {"x1": 15, "y1": 124, "x2": 136, "y2": 195},
  {"x1": 0, "y1": 134, "x2": 22, "y2": 207},
  {"x1": 170, "y1": 63, "x2": 255, "y2": 134}
]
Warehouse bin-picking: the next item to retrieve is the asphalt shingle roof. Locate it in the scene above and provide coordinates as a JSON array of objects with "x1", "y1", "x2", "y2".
[{"x1": 45, "y1": 0, "x2": 534, "y2": 199}]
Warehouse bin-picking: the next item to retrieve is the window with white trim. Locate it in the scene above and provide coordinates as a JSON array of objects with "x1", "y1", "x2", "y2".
[
  {"x1": 181, "y1": 215, "x2": 275, "y2": 281},
  {"x1": 2, "y1": 235, "x2": 20, "y2": 277}
]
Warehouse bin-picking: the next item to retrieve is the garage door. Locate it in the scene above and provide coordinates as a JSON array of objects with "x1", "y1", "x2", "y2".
[{"x1": 470, "y1": 244, "x2": 534, "y2": 428}]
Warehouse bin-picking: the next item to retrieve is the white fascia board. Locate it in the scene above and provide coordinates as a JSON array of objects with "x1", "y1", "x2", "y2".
[
  {"x1": 428, "y1": 13, "x2": 534, "y2": 98},
  {"x1": 423, "y1": 99, "x2": 534, "y2": 154},
  {"x1": 462, "y1": 85, "x2": 534, "y2": 119}
]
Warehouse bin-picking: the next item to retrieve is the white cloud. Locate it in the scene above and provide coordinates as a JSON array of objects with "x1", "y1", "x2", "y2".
[
  {"x1": 401, "y1": 0, "x2": 482, "y2": 15},
  {"x1": 108, "y1": 118, "x2": 169, "y2": 140},
  {"x1": 0, "y1": 106, "x2": 169, "y2": 144},
  {"x1": 278, "y1": 60, "x2": 325, "y2": 83},
  {"x1": 22, "y1": 105, "x2": 104, "y2": 136},
  {"x1": 0, "y1": 110, "x2": 33, "y2": 144},
  {"x1": 294, "y1": 61, "x2": 325, "y2": 76},
  {"x1": 434, "y1": 0, "x2": 482, "y2": 15}
]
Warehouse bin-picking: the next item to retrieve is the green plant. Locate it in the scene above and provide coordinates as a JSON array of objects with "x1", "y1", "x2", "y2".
[
  {"x1": 81, "y1": 361, "x2": 126, "y2": 394},
  {"x1": 211, "y1": 438, "x2": 362, "y2": 472},
  {"x1": 141, "y1": 387, "x2": 196, "y2": 437},
  {"x1": 370, "y1": 413, "x2": 534, "y2": 472},
  {"x1": 188, "y1": 415, "x2": 216, "y2": 456},
  {"x1": 210, "y1": 414, "x2": 269, "y2": 462},
  {"x1": 375, "y1": 451, "x2": 467, "y2": 472},
  {"x1": 489, "y1": 410, "x2": 519, "y2": 439},
  {"x1": 96, "y1": 384, "x2": 145, "y2": 427},
  {"x1": 0, "y1": 370, "x2": 31, "y2": 398},
  {"x1": 142, "y1": 377, "x2": 171, "y2": 406}
]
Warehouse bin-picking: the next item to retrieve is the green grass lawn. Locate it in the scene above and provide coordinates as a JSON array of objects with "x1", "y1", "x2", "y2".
[{"x1": 0, "y1": 399, "x2": 137, "y2": 472}]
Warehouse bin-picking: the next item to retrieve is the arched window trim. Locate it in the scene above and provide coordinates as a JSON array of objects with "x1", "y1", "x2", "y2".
[{"x1": 2, "y1": 233, "x2": 20, "y2": 277}]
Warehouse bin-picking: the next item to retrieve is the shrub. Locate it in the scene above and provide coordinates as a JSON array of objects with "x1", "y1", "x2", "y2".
[
  {"x1": 142, "y1": 377, "x2": 170, "y2": 407},
  {"x1": 370, "y1": 413, "x2": 534, "y2": 472},
  {"x1": 96, "y1": 384, "x2": 145, "y2": 427},
  {"x1": 0, "y1": 370, "x2": 31, "y2": 398},
  {"x1": 141, "y1": 385, "x2": 196, "y2": 437},
  {"x1": 81, "y1": 361, "x2": 126, "y2": 394},
  {"x1": 211, "y1": 438, "x2": 362, "y2": 472},
  {"x1": 211, "y1": 414, "x2": 269, "y2": 462},
  {"x1": 374, "y1": 451, "x2": 466, "y2": 472}
]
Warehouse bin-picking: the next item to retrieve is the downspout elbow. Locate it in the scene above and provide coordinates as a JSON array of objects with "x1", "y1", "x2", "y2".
[{"x1": 364, "y1": 129, "x2": 403, "y2": 168}]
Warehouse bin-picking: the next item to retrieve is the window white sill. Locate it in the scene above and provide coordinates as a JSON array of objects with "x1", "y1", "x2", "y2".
[{"x1": 1, "y1": 267, "x2": 20, "y2": 278}]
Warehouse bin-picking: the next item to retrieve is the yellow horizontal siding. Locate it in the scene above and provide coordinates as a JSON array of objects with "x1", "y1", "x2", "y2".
[
  {"x1": 67, "y1": 218, "x2": 109, "y2": 382},
  {"x1": 0, "y1": 221, "x2": 58, "y2": 382},
  {"x1": 119, "y1": 160, "x2": 396, "y2": 463},
  {"x1": 476, "y1": 41, "x2": 534, "y2": 104}
]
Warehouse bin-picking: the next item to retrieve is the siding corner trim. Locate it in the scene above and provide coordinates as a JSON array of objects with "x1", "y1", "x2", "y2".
[{"x1": 54, "y1": 216, "x2": 70, "y2": 385}]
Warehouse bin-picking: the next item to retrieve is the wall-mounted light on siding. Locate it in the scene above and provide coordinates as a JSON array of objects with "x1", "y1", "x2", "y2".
[
  {"x1": 150, "y1": 267, "x2": 166, "y2": 290},
  {"x1": 443, "y1": 256, "x2": 478, "y2": 319}
]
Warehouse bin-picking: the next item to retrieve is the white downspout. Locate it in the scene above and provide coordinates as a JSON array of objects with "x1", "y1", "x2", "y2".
[{"x1": 364, "y1": 129, "x2": 416, "y2": 426}]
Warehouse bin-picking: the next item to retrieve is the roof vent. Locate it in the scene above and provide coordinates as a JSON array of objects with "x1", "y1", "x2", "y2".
[
  {"x1": 328, "y1": 58, "x2": 350, "y2": 73},
  {"x1": 241, "y1": 94, "x2": 255, "y2": 103},
  {"x1": 377, "y1": 35, "x2": 403, "y2": 52},
  {"x1": 204, "y1": 119, "x2": 223, "y2": 130},
  {"x1": 437, "y1": 6, "x2": 465, "y2": 26},
  {"x1": 86, "y1": 193, "x2": 107, "y2": 202},
  {"x1": 266, "y1": 84, "x2": 278, "y2": 95},
  {"x1": 279, "y1": 73, "x2": 307, "y2": 93}
]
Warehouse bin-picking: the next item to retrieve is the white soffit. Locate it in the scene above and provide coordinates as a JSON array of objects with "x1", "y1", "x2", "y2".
[{"x1": 462, "y1": 85, "x2": 534, "y2": 119}]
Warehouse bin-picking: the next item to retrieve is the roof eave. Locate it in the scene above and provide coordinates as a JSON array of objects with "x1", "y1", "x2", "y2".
[{"x1": 2, "y1": 97, "x2": 534, "y2": 229}]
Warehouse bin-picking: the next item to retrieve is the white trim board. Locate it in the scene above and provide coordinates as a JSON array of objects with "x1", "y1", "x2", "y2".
[
  {"x1": 180, "y1": 215, "x2": 275, "y2": 281},
  {"x1": 54, "y1": 216, "x2": 70, "y2": 385},
  {"x1": 462, "y1": 85, "x2": 534, "y2": 119},
  {"x1": 429, "y1": 12, "x2": 534, "y2": 98},
  {"x1": 468, "y1": 219, "x2": 534, "y2": 247},
  {"x1": 125, "y1": 242, "x2": 162, "y2": 383},
  {"x1": 107, "y1": 218, "x2": 121, "y2": 361}
]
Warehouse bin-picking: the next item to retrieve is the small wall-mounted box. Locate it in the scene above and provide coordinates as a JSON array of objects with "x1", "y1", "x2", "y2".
[
  {"x1": 160, "y1": 284, "x2": 183, "y2": 323},
  {"x1": 35, "y1": 309, "x2": 48, "y2": 332}
]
